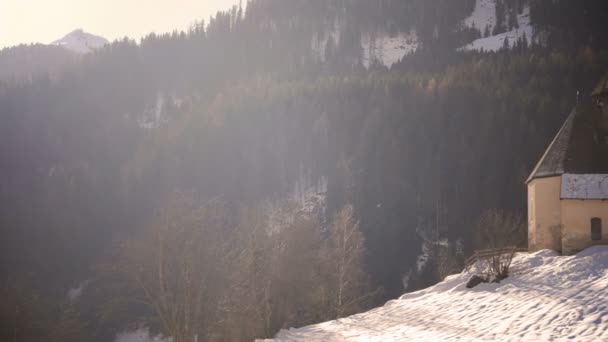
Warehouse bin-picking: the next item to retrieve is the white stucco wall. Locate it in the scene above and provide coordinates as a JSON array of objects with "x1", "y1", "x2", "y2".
[
  {"x1": 561, "y1": 199, "x2": 608, "y2": 255},
  {"x1": 528, "y1": 176, "x2": 562, "y2": 252}
]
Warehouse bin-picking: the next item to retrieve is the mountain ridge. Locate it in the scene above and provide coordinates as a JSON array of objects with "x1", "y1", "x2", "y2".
[{"x1": 51, "y1": 29, "x2": 108, "y2": 54}]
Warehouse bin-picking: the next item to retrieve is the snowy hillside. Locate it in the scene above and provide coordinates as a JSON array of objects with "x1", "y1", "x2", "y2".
[
  {"x1": 463, "y1": 0, "x2": 497, "y2": 35},
  {"x1": 361, "y1": 30, "x2": 419, "y2": 68},
  {"x1": 460, "y1": 0, "x2": 533, "y2": 52},
  {"x1": 268, "y1": 246, "x2": 608, "y2": 341},
  {"x1": 312, "y1": 19, "x2": 418, "y2": 69},
  {"x1": 51, "y1": 29, "x2": 108, "y2": 54},
  {"x1": 114, "y1": 328, "x2": 167, "y2": 342}
]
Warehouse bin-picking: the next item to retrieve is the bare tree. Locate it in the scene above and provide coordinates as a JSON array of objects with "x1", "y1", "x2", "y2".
[
  {"x1": 323, "y1": 205, "x2": 374, "y2": 319},
  {"x1": 436, "y1": 242, "x2": 463, "y2": 281},
  {"x1": 222, "y1": 203, "x2": 277, "y2": 340},
  {"x1": 474, "y1": 208, "x2": 526, "y2": 250},
  {"x1": 113, "y1": 199, "x2": 375, "y2": 341},
  {"x1": 223, "y1": 201, "x2": 325, "y2": 340},
  {"x1": 471, "y1": 209, "x2": 526, "y2": 281},
  {"x1": 120, "y1": 193, "x2": 230, "y2": 342}
]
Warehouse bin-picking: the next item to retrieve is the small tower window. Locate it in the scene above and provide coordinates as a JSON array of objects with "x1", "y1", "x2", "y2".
[{"x1": 591, "y1": 218, "x2": 602, "y2": 241}]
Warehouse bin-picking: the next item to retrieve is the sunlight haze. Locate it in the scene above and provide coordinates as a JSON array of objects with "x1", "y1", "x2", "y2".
[
  {"x1": 2, "y1": 1, "x2": 608, "y2": 341},
  {"x1": 0, "y1": 0, "x2": 241, "y2": 48}
]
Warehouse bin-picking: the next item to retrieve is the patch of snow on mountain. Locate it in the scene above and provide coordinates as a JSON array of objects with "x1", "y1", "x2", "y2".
[
  {"x1": 361, "y1": 30, "x2": 419, "y2": 68},
  {"x1": 138, "y1": 92, "x2": 187, "y2": 129},
  {"x1": 138, "y1": 93, "x2": 166, "y2": 129},
  {"x1": 463, "y1": 0, "x2": 497, "y2": 34},
  {"x1": 114, "y1": 328, "x2": 168, "y2": 342},
  {"x1": 292, "y1": 173, "x2": 327, "y2": 219},
  {"x1": 412, "y1": 224, "x2": 450, "y2": 274},
  {"x1": 461, "y1": 4, "x2": 533, "y2": 52},
  {"x1": 267, "y1": 246, "x2": 608, "y2": 341},
  {"x1": 51, "y1": 29, "x2": 109, "y2": 54},
  {"x1": 67, "y1": 279, "x2": 89, "y2": 302}
]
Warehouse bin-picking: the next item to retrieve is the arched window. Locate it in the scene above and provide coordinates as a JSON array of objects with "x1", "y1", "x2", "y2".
[{"x1": 591, "y1": 218, "x2": 602, "y2": 241}]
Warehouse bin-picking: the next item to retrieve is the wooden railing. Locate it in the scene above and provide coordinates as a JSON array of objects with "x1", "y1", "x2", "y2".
[{"x1": 464, "y1": 246, "x2": 528, "y2": 272}]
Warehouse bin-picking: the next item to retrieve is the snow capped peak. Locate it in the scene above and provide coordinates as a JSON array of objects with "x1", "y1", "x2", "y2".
[{"x1": 51, "y1": 29, "x2": 109, "y2": 54}]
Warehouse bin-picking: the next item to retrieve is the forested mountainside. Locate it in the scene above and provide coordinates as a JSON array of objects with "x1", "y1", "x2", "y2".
[
  {"x1": 0, "y1": 44, "x2": 78, "y2": 83},
  {"x1": 2, "y1": 1, "x2": 608, "y2": 341}
]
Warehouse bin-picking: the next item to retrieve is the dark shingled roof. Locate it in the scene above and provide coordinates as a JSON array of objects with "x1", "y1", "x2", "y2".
[
  {"x1": 526, "y1": 109, "x2": 576, "y2": 183},
  {"x1": 526, "y1": 104, "x2": 608, "y2": 184}
]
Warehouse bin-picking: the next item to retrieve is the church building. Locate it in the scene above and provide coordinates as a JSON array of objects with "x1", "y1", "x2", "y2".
[{"x1": 527, "y1": 76, "x2": 608, "y2": 255}]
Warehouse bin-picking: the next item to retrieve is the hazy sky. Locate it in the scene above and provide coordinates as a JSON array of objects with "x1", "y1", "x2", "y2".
[{"x1": 0, "y1": 0, "x2": 241, "y2": 48}]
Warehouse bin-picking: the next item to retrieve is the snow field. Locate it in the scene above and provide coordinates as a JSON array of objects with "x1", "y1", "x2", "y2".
[{"x1": 269, "y1": 246, "x2": 608, "y2": 341}]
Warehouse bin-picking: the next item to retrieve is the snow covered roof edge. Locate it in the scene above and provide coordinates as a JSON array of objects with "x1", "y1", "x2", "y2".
[{"x1": 561, "y1": 174, "x2": 608, "y2": 200}]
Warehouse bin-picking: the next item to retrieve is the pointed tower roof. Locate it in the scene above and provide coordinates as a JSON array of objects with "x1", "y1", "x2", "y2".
[
  {"x1": 526, "y1": 104, "x2": 608, "y2": 184},
  {"x1": 527, "y1": 75, "x2": 608, "y2": 184},
  {"x1": 525, "y1": 109, "x2": 576, "y2": 184}
]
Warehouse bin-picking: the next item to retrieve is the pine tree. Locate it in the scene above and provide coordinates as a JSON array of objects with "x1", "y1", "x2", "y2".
[
  {"x1": 493, "y1": 0, "x2": 506, "y2": 35},
  {"x1": 508, "y1": 9, "x2": 518, "y2": 30}
]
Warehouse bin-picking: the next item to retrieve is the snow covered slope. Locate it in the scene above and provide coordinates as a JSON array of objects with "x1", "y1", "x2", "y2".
[
  {"x1": 361, "y1": 30, "x2": 419, "y2": 68},
  {"x1": 268, "y1": 246, "x2": 608, "y2": 341},
  {"x1": 114, "y1": 327, "x2": 167, "y2": 342},
  {"x1": 461, "y1": 0, "x2": 533, "y2": 52},
  {"x1": 312, "y1": 19, "x2": 418, "y2": 69},
  {"x1": 463, "y1": 0, "x2": 497, "y2": 35},
  {"x1": 51, "y1": 29, "x2": 109, "y2": 54}
]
